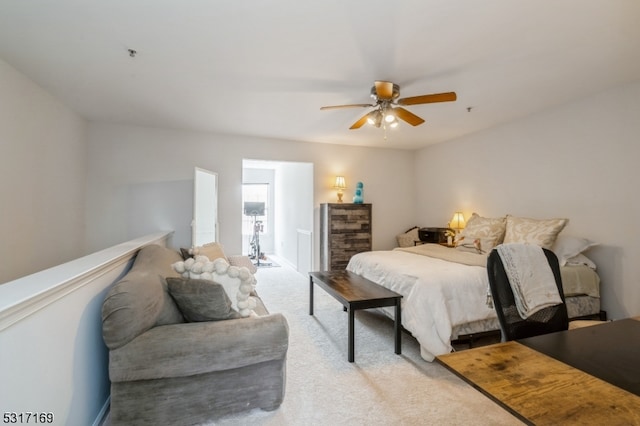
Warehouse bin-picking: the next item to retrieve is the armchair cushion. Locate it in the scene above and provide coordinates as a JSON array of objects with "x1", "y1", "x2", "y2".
[
  {"x1": 108, "y1": 312, "x2": 289, "y2": 382},
  {"x1": 102, "y1": 245, "x2": 185, "y2": 350}
]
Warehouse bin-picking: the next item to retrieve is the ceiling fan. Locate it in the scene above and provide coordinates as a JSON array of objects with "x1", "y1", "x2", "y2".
[{"x1": 320, "y1": 81, "x2": 456, "y2": 130}]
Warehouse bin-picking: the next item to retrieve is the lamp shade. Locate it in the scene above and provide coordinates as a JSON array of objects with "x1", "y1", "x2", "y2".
[
  {"x1": 367, "y1": 110, "x2": 383, "y2": 127},
  {"x1": 334, "y1": 176, "x2": 346, "y2": 190},
  {"x1": 449, "y1": 212, "x2": 466, "y2": 230}
]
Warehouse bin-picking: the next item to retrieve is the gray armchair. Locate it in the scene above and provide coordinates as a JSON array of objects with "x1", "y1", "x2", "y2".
[{"x1": 102, "y1": 244, "x2": 289, "y2": 425}]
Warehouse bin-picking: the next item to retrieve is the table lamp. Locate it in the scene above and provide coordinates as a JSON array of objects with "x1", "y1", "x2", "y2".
[
  {"x1": 449, "y1": 212, "x2": 466, "y2": 233},
  {"x1": 333, "y1": 176, "x2": 346, "y2": 202}
]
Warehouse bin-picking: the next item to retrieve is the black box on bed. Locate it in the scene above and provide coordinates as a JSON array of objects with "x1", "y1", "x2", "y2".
[{"x1": 418, "y1": 227, "x2": 450, "y2": 244}]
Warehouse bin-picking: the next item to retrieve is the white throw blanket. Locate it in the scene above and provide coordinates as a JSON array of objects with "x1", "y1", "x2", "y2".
[{"x1": 496, "y1": 243, "x2": 562, "y2": 319}]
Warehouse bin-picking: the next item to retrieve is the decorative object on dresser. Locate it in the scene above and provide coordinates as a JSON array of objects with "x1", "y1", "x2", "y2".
[
  {"x1": 353, "y1": 181, "x2": 364, "y2": 203},
  {"x1": 320, "y1": 203, "x2": 372, "y2": 271},
  {"x1": 333, "y1": 176, "x2": 347, "y2": 203}
]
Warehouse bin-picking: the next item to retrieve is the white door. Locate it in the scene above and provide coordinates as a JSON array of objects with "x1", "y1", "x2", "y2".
[{"x1": 192, "y1": 167, "x2": 218, "y2": 247}]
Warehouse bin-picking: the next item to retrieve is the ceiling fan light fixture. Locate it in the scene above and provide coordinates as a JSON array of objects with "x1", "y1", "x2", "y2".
[
  {"x1": 321, "y1": 80, "x2": 457, "y2": 132},
  {"x1": 367, "y1": 110, "x2": 383, "y2": 127},
  {"x1": 384, "y1": 108, "x2": 396, "y2": 123}
]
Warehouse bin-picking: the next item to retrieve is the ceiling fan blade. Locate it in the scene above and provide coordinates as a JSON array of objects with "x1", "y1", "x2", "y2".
[
  {"x1": 374, "y1": 81, "x2": 395, "y2": 100},
  {"x1": 395, "y1": 107, "x2": 425, "y2": 126},
  {"x1": 397, "y1": 92, "x2": 457, "y2": 106},
  {"x1": 320, "y1": 103, "x2": 374, "y2": 110},
  {"x1": 349, "y1": 114, "x2": 370, "y2": 129}
]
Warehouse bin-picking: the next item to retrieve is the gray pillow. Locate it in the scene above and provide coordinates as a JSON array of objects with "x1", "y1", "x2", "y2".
[{"x1": 167, "y1": 277, "x2": 241, "y2": 322}]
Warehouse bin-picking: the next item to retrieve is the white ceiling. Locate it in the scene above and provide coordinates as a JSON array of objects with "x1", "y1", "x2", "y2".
[{"x1": 1, "y1": 1, "x2": 639, "y2": 150}]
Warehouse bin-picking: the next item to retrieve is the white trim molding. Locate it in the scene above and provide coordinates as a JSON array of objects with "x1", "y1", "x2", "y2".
[{"x1": 0, "y1": 232, "x2": 172, "y2": 331}]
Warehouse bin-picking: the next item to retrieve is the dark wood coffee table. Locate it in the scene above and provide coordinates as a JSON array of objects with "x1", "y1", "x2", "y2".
[
  {"x1": 437, "y1": 318, "x2": 640, "y2": 425},
  {"x1": 518, "y1": 318, "x2": 640, "y2": 396},
  {"x1": 308, "y1": 270, "x2": 402, "y2": 362}
]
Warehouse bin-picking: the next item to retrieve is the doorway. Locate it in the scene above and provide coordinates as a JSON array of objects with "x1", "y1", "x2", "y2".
[
  {"x1": 242, "y1": 159, "x2": 314, "y2": 273},
  {"x1": 192, "y1": 167, "x2": 218, "y2": 247}
]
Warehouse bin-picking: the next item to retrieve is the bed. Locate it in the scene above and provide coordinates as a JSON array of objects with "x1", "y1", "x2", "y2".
[{"x1": 345, "y1": 214, "x2": 602, "y2": 362}]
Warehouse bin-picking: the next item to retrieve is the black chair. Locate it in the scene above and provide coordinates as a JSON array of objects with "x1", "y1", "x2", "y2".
[{"x1": 487, "y1": 247, "x2": 569, "y2": 341}]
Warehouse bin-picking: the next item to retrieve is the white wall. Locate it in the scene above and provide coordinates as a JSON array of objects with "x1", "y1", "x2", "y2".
[
  {"x1": 0, "y1": 59, "x2": 87, "y2": 283},
  {"x1": 414, "y1": 81, "x2": 640, "y2": 320},
  {"x1": 0, "y1": 232, "x2": 172, "y2": 426},
  {"x1": 274, "y1": 161, "x2": 314, "y2": 267},
  {"x1": 86, "y1": 124, "x2": 417, "y2": 268}
]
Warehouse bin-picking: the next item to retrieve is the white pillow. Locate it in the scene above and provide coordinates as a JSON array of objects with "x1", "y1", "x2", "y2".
[
  {"x1": 565, "y1": 253, "x2": 597, "y2": 270},
  {"x1": 396, "y1": 227, "x2": 419, "y2": 247},
  {"x1": 503, "y1": 215, "x2": 568, "y2": 249},
  {"x1": 171, "y1": 256, "x2": 257, "y2": 317},
  {"x1": 552, "y1": 235, "x2": 598, "y2": 266},
  {"x1": 191, "y1": 242, "x2": 228, "y2": 261},
  {"x1": 458, "y1": 213, "x2": 506, "y2": 243}
]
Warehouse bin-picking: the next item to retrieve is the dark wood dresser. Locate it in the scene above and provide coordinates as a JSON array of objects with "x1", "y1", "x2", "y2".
[{"x1": 320, "y1": 203, "x2": 372, "y2": 271}]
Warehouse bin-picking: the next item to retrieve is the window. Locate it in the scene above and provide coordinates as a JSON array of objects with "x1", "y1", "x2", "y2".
[{"x1": 242, "y1": 183, "x2": 269, "y2": 235}]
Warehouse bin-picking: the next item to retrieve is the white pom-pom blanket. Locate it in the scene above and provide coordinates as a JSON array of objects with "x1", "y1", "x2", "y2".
[{"x1": 171, "y1": 256, "x2": 257, "y2": 317}]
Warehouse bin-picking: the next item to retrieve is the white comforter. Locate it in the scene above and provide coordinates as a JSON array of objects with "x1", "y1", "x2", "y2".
[{"x1": 346, "y1": 245, "x2": 496, "y2": 361}]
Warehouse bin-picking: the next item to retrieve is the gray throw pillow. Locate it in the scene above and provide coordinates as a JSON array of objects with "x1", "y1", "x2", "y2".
[{"x1": 166, "y1": 277, "x2": 241, "y2": 322}]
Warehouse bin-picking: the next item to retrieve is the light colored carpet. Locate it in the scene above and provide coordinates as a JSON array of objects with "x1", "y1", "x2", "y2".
[{"x1": 211, "y1": 259, "x2": 523, "y2": 426}]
